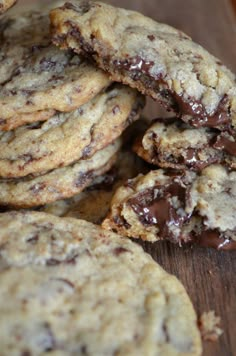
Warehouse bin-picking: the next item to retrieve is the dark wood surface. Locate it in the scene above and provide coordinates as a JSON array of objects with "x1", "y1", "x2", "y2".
[{"x1": 19, "y1": 0, "x2": 236, "y2": 355}]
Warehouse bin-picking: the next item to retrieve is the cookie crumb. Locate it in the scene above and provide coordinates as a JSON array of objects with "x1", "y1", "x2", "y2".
[{"x1": 198, "y1": 311, "x2": 223, "y2": 341}]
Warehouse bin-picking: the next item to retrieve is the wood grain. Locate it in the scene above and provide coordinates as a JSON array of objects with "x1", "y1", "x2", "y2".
[{"x1": 10, "y1": 1, "x2": 236, "y2": 355}]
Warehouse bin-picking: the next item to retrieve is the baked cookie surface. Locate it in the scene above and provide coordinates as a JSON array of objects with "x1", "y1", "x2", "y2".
[
  {"x1": 0, "y1": 140, "x2": 120, "y2": 208},
  {"x1": 0, "y1": 210, "x2": 201, "y2": 355},
  {"x1": 0, "y1": 10, "x2": 110, "y2": 122},
  {"x1": 0, "y1": 0, "x2": 16, "y2": 14},
  {"x1": 0, "y1": 84, "x2": 144, "y2": 178},
  {"x1": 51, "y1": 1, "x2": 236, "y2": 130}
]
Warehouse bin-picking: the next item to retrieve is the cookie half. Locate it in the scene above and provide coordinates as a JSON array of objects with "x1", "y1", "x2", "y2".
[
  {"x1": 0, "y1": 10, "x2": 111, "y2": 122},
  {"x1": 0, "y1": 0, "x2": 16, "y2": 14},
  {"x1": 0, "y1": 140, "x2": 120, "y2": 208},
  {"x1": 0, "y1": 210, "x2": 202, "y2": 355},
  {"x1": 51, "y1": 1, "x2": 236, "y2": 130},
  {"x1": 103, "y1": 167, "x2": 236, "y2": 250},
  {"x1": 103, "y1": 169, "x2": 195, "y2": 243},
  {"x1": 0, "y1": 84, "x2": 144, "y2": 178},
  {"x1": 133, "y1": 119, "x2": 226, "y2": 171}
]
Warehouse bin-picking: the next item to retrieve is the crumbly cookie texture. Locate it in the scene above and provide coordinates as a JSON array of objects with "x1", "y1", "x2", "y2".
[
  {"x1": 0, "y1": 10, "x2": 110, "y2": 122},
  {"x1": 102, "y1": 167, "x2": 236, "y2": 250},
  {"x1": 0, "y1": 84, "x2": 144, "y2": 178},
  {"x1": 133, "y1": 119, "x2": 230, "y2": 171},
  {"x1": 0, "y1": 210, "x2": 201, "y2": 356},
  {"x1": 103, "y1": 169, "x2": 196, "y2": 243},
  {"x1": 198, "y1": 311, "x2": 223, "y2": 342},
  {"x1": 187, "y1": 164, "x2": 236, "y2": 238},
  {"x1": 0, "y1": 0, "x2": 16, "y2": 14},
  {"x1": 0, "y1": 140, "x2": 120, "y2": 208},
  {"x1": 41, "y1": 148, "x2": 149, "y2": 222},
  {"x1": 51, "y1": 1, "x2": 236, "y2": 129}
]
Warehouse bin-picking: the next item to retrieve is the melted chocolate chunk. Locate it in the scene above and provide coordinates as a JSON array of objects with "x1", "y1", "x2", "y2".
[
  {"x1": 30, "y1": 182, "x2": 46, "y2": 194},
  {"x1": 112, "y1": 105, "x2": 120, "y2": 115},
  {"x1": 147, "y1": 35, "x2": 155, "y2": 41},
  {"x1": 113, "y1": 247, "x2": 130, "y2": 256},
  {"x1": 52, "y1": 278, "x2": 74, "y2": 289},
  {"x1": 196, "y1": 229, "x2": 236, "y2": 251},
  {"x1": 46, "y1": 254, "x2": 79, "y2": 266},
  {"x1": 74, "y1": 171, "x2": 93, "y2": 188},
  {"x1": 21, "y1": 351, "x2": 31, "y2": 356},
  {"x1": 213, "y1": 134, "x2": 236, "y2": 156},
  {"x1": 129, "y1": 182, "x2": 189, "y2": 240},
  {"x1": 179, "y1": 148, "x2": 220, "y2": 170},
  {"x1": 114, "y1": 56, "x2": 155, "y2": 76},
  {"x1": 39, "y1": 58, "x2": 57, "y2": 71},
  {"x1": 26, "y1": 235, "x2": 39, "y2": 244},
  {"x1": 41, "y1": 322, "x2": 56, "y2": 352},
  {"x1": 177, "y1": 94, "x2": 230, "y2": 128}
]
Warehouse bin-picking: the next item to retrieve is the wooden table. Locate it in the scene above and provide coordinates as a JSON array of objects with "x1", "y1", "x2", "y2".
[{"x1": 17, "y1": 0, "x2": 236, "y2": 355}]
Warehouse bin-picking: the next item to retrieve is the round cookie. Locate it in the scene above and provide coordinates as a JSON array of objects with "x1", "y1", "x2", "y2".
[
  {"x1": 0, "y1": 10, "x2": 111, "y2": 123},
  {"x1": 0, "y1": 210, "x2": 202, "y2": 355},
  {"x1": 0, "y1": 84, "x2": 144, "y2": 178},
  {"x1": 102, "y1": 169, "x2": 196, "y2": 243},
  {"x1": 51, "y1": 1, "x2": 236, "y2": 130},
  {"x1": 0, "y1": 0, "x2": 16, "y2": 14},
  {"x1": 133, "y1": 119, "x2": 225, "y2": 171},
  {"x1": 41, "y1": 148, "x2": 149, "y2": 223},
  {"x1": 0, "y1": 140, "x2": 120, "y2": 208}
]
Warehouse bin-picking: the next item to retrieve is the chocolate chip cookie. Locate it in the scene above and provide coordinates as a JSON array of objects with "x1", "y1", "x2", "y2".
[
  {"x1": 0, "y1": 84, "x2": 144, "y2": 178},
  {"x1": 0, "y1": 140, "x2": 120, "y2": 208},
  {"x1": 103, "y1": 166, "x2": 236, "y2": 250},
  {"x1": 0, "y1": 0, "x2": 16, "y2": 14},
  {"x1": 103, "y1": 169, "x2": 196, "y2": 243},
  {"x1": 0, "y1": 10, "x2": 110, "y2": 124},
  {"x1": 41, "y1": 148, "x2": 149, "y2": 223},
  {"x1": 0, "y1": 210, "x2": 202, "y2": 355},
  {"x1": 51, "y1": 1, "x2": 236, "y2": 130},
  {"x1": 133, "y1": 119, "x2": 227, "y2": 171}
]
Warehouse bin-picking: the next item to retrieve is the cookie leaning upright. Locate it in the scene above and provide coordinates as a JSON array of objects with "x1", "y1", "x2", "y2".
[
  {"x1": 0, "y1": 210, "x2": 202, "y2": 355},
  {"x1": 50, "y1": 1, "x2": 236, "y2": 130}
]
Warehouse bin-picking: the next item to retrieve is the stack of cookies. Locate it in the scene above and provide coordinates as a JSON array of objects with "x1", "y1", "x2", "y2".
[
  {"x1": 50, "y1": 1, "x2": 236, "y2": 251},
  {"x1": 3, "y1": 0, "x2": 236, "y2": 353},
  {"x1": 0, "y1": 4, "x2": 145, "y2": 209}
]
